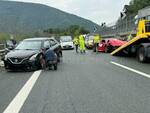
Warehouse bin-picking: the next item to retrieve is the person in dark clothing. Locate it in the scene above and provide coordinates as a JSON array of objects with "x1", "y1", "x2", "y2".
[
  {"x1": 45, "y1": 50, "x2": 57, "y2": 62},
  {"x1": 73, "y1": 36, "x2": 79, "y2": 53},
  {"x1": 44, "y1": 49, "x2": 58, "y2": 70}
]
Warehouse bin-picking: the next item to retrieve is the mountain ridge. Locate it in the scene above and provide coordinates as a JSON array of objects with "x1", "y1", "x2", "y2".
[{"x1": 0, "y1": 1, "x2": 100, "y2": 33}]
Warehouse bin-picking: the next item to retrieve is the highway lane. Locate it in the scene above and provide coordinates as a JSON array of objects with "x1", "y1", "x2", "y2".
[
  {"x1": 0, "y1": 71, "x2": 33, "y2": 113},
  {"x1": 111, "y1": 55, "x2": 150, "y2": 75},
  {"x1": 0, "y1": 50, "x2": 150, "y2": 113}
]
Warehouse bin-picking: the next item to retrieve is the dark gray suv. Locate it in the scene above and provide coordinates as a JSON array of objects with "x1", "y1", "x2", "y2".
[{"x1": 3, "y1": 37, "x2": 62, "y2": 71}]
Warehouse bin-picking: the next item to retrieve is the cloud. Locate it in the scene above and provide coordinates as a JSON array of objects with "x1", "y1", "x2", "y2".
[{"x1": 8, "y1": 0, "x2": 131, "y2": 25}]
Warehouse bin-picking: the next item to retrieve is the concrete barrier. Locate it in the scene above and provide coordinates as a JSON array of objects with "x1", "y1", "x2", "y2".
[
  {"x1": 0, "y1": 44, "x2": 5, "y2": 68},
  {"x1": 0, "y1": 49, "x2": 5, "y2": 56},
  {"x1": 0, "y1": 44, "x2": 5, "y2": 57},
  {"x1": 0, "y1": 61, "x2": 4, "y2": 67}
]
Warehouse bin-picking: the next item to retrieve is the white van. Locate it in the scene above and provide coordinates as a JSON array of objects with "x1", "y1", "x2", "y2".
[{"x1": 60, "y1": 36, "x2": 74, "y2": 50}]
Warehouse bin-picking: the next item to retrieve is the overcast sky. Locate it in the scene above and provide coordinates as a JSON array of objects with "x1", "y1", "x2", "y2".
[{"x1": 9, "y1": 0, "x2": 131, "y2": 25}]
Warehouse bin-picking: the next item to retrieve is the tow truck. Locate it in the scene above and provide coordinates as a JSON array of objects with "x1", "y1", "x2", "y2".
[{"x1": 111, "y1": 20, "x2": 150, "y2": 62}]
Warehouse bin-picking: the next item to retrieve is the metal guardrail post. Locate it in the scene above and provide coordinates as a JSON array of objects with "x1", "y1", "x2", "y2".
[{"x1": 0, "y1": 44, "x2": 5, "y2": 58}]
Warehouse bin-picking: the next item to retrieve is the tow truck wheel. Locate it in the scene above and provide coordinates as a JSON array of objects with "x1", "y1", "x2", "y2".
[{"x1": 137, "y1": 46, "x2": 147, "y2": 62}]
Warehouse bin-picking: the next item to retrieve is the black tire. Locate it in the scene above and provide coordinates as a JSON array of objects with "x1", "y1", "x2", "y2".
[
  {"x1": 105, "y1": 45, "x2": 113, "y2": 53},
  {"x1": 137, "y1": 46, "x2": 147, "y2": 62},
  {"x1": 29, "y1": 65, "x2": 37, "y2": 71},
  {"x1": 53, "y1": 64, "x2": 57, "y2": 70},
  {"x1": 105, "y1": 46, "x2": 108, "y2": 53}
]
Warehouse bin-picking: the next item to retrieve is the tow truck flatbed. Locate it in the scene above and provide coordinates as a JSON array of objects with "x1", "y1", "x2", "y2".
[{"x1": 111, "y1": 33, "x2": 150, "y2": 55}]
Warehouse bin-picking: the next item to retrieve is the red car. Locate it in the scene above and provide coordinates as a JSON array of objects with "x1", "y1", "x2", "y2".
[{"x1": 98, "y1": 38, "x2": 127, "y2": 53}]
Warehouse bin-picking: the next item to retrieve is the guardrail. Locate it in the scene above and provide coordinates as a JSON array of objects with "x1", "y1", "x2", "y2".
[
  {"x1": 100, "y1": 15, "x2": 136, "y2": 39},
  {"x1": 0, "y1": 44, "x2": 5, "y2": 57},
  {"x1": 0, "y1": 44, "x2": 5, "y2": 67}
]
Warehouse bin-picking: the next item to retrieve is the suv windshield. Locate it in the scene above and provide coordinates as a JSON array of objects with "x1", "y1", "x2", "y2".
[{"x1": 15, "y1": 40, "x2": 42, "y2": 50}]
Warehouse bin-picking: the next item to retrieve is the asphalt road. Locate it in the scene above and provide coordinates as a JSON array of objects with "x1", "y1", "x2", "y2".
[{"x1": 0, "y1": 50, "x2": 150, "y2": 113}]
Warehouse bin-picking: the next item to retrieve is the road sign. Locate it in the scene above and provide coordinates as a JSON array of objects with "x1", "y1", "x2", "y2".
[
  {"x1": 94, "y1": 25, "x2": 98, "y2": 32},
  {"x1": 121, "y1": 11, "x2": 126, "y2": 19}
]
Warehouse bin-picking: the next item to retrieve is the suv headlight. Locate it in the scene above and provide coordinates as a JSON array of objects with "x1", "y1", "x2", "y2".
[{"x1": 29, "y1": 54, "x2": 38, "y2": 61}]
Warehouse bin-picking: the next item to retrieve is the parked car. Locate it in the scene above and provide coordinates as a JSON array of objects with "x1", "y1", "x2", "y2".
[
  {"x1": 60, "y1": 36, "x2": 74, "y2": 50},
  {"x1": 85, "y1": 35, "x2": 94, "y2": 49},
  {"x1": 3, "y1": 37, "x2": 62, "y2": 71},
  {"x1": 98, "y1": 38, "x2": 127, "y2": 53}
]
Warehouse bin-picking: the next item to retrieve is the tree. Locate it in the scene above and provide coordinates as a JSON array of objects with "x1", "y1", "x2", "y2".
[
  {"x1": 128, "y1": 0, "x2": 150, "y2": 14},
  {"x1": 79, "y1": 27, "x2": 89, "y2": 34},
  {"x1": 43, "y1": 25, "x2": 90, "y2": 37}
]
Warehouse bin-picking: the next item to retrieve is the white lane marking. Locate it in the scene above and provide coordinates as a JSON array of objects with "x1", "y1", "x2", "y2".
[
  {"x1": 111, "y1": 61, "x2": 150, "y2": 78},
  {"x1": 3, "y1": 70, "x2": 42, "y2": 113}
]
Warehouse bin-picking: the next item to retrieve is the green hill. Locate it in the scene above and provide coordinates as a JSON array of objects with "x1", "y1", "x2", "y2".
[{"x1": 0, "y1": 1, "x2": 100, "y2": 34}]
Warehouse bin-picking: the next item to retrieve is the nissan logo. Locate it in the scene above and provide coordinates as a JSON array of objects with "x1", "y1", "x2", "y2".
[{"x1": 15, "y1": 59, "x2": 18, "y2": 63}]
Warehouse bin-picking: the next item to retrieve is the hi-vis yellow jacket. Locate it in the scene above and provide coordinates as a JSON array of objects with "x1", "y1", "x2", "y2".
[
  {"x1": 93, "y1": 35, "x2": 100, "y2": 44},
  {"x1": 73, "y1": 37, "x2": 79, "y2": 45}
]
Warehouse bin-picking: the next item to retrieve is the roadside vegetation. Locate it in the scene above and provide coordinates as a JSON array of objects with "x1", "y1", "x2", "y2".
[
  {"x1": 0, "y1": 33, "x2": 35, "y2": 43},
  {"x1": 0, "y1": 33, "x2": 10, "y2": 43},
  {"x1": 0, "y1": 25, "x2": 89, "y2": 43},
  {"x1": 43, "y1": 25, "x2": 90, "y2": 36},
  {"x1": 127, "y1": 0, "x2": 150, "y2": 15}
]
